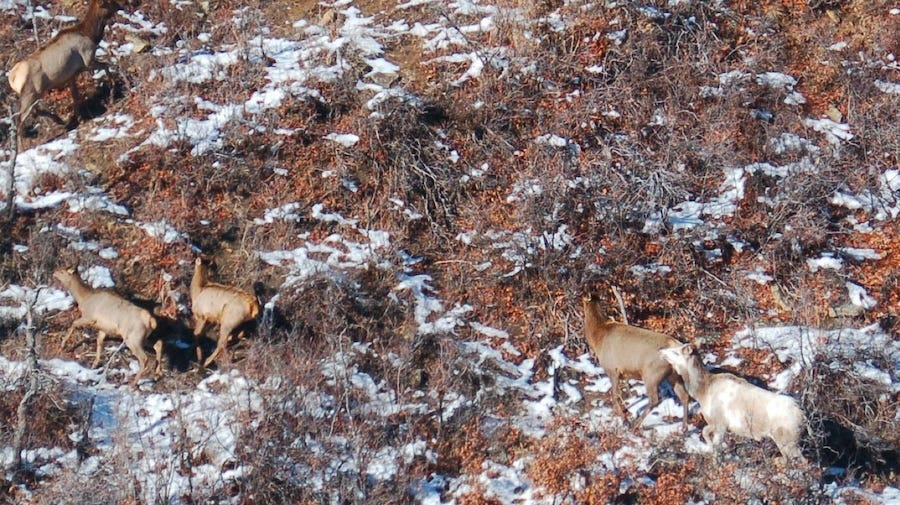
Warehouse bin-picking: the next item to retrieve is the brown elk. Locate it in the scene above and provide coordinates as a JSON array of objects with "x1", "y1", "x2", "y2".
[
  {"x1": 7, "y1": 0, "x2": 126, "y2": 145},
  {"x1": 190, "y1": 257, "x2": 260, "y2": 369},
  {"x1": 54, "y1": 268, "x2": 162, "y2": 386},
  {"x1": 583, "y1": 290, "x2": 690, "y2": 430}
]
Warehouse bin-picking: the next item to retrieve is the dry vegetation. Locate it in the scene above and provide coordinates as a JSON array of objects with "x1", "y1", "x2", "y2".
[{"x1": 0, "y1": 0, "x2": 898, "y2": 503}]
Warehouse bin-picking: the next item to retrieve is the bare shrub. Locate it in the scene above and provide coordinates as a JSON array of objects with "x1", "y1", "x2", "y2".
[
  {"x1": 24, "y1": 455, "x2": 139, "y2": 505},
  {"x1": 642, "y1": 441, "x2": 700, "y2": 505},
  {"x1": 229, "y1": 343, "x2": 325, "y2": 503},
  {"x1": 527, "y1": 424, "x2": 628, "y2": 503},
  {"x1": 0, "y1": 389, "x2": 83, "y2": 455},
  {"x1": 236, "y1": 312, "x2": 435, "y2": 504},
  {"x1": 110, "y1": 146, "x2": 266, "y2": 248},
  {"x1": 0, "y1": 220, "x2": 68, "y2": 286},
  {"x1": 699, "y1": 457, "x2": 820, "y2": 504},
  {"x1": 800, "y1": 353, "x2": 900, "y2": 483},
  {"x1": 356, "y1": 100, "x2": 461, "y2": 238},
  {"x1": 131, "y1": 0, "x2": 220, "y2": 49}
]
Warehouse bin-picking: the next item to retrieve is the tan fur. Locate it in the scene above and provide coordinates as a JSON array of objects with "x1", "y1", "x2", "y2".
[
  {"x1": 191, "y1": 258, "x2": 260, "y2": 369},
  {"x1": 8, "y1": 0, "x2": 123, "y2": 144},
  {"x1": 54, "y1": 268, "x2": 163, "y2": 386},
  {"x1": 583, "y1": 292, "x2": 691, "y2": 430},
  {"x1": 660, "y1": 344, "x2": 806, "y2": 461}
]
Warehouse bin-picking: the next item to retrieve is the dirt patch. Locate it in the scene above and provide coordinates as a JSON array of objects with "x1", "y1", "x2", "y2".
[{"x1": 260, "y1": 0, "x2": 325, "y2": 37}]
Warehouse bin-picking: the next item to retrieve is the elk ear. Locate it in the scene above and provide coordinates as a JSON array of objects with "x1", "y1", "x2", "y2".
[{"x1": 681, "y1": 344, "x2": 694, "y2": 355}]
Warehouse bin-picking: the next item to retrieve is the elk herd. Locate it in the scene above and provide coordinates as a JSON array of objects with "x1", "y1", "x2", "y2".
[
  {"x1": 9, "y1": 0, "x2": 808, "y2": 465},
  {"x1": 5, "y1": 0, "x2": 260, "y2": 380},
  {"x1": 53, "y1": 258, "x2": 258, "y2": 386},
  {"x1": 584, "y1": 290, "x2": 808, "y2": 463}
]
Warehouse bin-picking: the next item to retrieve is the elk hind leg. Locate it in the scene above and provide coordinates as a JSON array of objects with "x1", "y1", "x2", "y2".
[
  {"x1": 203, "y1": 333, "x2": 229, "y2": 368},
  {"x1": 608, "y1": 371, "x2": 628, "y2": 418},
  {"x1": 128, "y1": 345, "x2": 149, "y2": 387},
  {"x1": 152, "y1": 339, "x2": 165, "y2": 377},
  {"x1": 632, "y1": 374, "x2": 663, "y2": 430},
  {"x1": 193, "y1": 317, "x2": 207, "y2": 365}
]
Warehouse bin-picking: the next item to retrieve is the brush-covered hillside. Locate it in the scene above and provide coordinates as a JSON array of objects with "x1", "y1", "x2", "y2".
[{"x1": 0, "y1": 0, "x2": 898, "y2": 503}]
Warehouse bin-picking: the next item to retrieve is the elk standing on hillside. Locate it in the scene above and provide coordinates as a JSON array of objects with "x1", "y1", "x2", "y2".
[
  {"x1": 54, "y1": 268, "x2": 163, "y2": 386},
  {"x1": 659, "y1": 343, "x2": 807, "y2": 462},
  {"x1": 583, "y1": 290, "x2": 691, "y2": 430},
  {"x1": 7, "y1": 0, "x2": 125, "y2": 146},
  {"x1": 190, "y1": 257, "x2": 260, "y2": 369}
]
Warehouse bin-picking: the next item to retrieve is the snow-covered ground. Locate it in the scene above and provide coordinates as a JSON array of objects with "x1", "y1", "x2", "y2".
[
  {"x1": 0, "y1": 0, "x2": 898, "y2": 503},
  {"x1": 1, "y1": 315, "x2": 896, "y2": 503}
]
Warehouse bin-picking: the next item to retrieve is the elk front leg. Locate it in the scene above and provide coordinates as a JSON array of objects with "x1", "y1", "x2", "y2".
[
  {"x1": 92, "y1": 331, "x2": 108, "y2": 368},
  {"x1": 672, "y1": 377, "x2": 691, "y2": 432},
  {"x1": 60, "y1": 317, "x2": 91, "y2": 351},
  {"x1": 68, "y1": 81, "x2": 82, "y2": 126}
]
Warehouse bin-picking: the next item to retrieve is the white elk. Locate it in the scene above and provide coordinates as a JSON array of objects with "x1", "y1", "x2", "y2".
[{"x1": 659, "y1": 343, "x2": 806, "y2": 461}]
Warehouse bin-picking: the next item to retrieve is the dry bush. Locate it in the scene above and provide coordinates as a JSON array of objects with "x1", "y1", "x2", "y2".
[
  {"x1": 0, "y1": 218, "x2": 68, "y2": 286},
  {"x1": 355, "y1": 99, "x2": 461, "y2": 239},
  {"x1": 0, "y1": 388, "x2": 84, "y2": 455},
  {"x1": 431, "y1": 415, "x2": 493, "y2": 484},
  {"x1": 109, "y1": 145, "x2": 269, "y2": 255},
  {"x1": 693, "y1": 459, "x2": 820, "y2": 504},
  {"x1": 232, "y1": 346, "x2": 333, "y2": 504},
  {"x1": 457, "y1": 494, "x2": 503, "y2": 505},
  {"x1": 526, "y1": 423, "x2": 628, "y2": 504},
  {"x1": 235, "y1": 263, "x2": 450, "y2": 499},
  {"x1": 132, "y1": 0, "x2": 223, "y2": 49},
  {"x1": 408, "y1": 336, "x2": 533, "y2": 488},
  {"x1": 259, "y1": 264, "x2": 410, "y2": 357},
  {"x1": 237, "y1": 321, "x2": 433, "y2": 504},
  {"x1": 644, "y1": 439, "x2": 823, "y2": 504},
  {"x1": 641, "y1": 446, "x2": 698, "y2": 505},
  {"x1": 800, "y1": 353, "x2": 900, "y2": 483},
  {"x1": 841, "y1": 222, "x2": 900, "y2": 323},
  {"x1": 25, "y1": 457, "x2": 140, "y2": 505}
]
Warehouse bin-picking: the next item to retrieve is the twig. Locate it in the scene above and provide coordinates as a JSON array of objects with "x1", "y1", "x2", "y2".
[
  {"x1": 101, "y1": 341, "x2": 127, "y2": 378},
  {"x1": 4, "y1": 104, "x2": 19, "y2": 225},
  {"x1": 700, "y1": 268, "x2": 730, "y2": 289},
  {"x1": 8, "y1": 289, "x2": 43, "y2": 480},
  {"x1": 611, "y1": 284, "x2": 629, "y2": 325}
]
